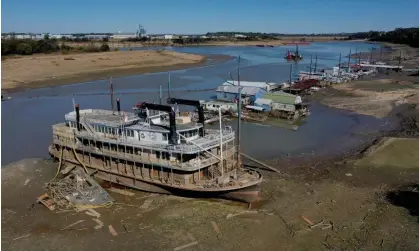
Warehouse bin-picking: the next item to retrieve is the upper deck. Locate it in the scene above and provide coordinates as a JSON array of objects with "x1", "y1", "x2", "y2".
[
  {"x1": 65, "y1": 109, "x2": 203, "y2": 133},
  {"x1": 59, "y1": 108, "x2": 233, "y2": 154}
]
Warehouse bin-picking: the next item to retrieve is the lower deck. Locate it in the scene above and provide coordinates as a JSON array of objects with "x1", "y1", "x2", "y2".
[{"x1": 49, "y1": 144, "x2": 260, "y2": 193}]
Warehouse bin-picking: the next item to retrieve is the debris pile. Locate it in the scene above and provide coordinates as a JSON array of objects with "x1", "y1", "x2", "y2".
[{"x1": 38, "y1": 168, "x2": 114, "y2": 211}]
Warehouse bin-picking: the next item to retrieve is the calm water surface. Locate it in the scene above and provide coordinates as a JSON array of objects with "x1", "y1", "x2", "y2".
[{"x1": 1, "y1": 42, "x2": 387, "y2": 165}]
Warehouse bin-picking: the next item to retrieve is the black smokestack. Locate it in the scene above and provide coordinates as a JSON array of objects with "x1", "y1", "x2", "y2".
[
  {"x1": 116, "y1": 98, "x2": 121, "y2": 115},
  {"x1": 75, "y1": 104, "x2": 80, "y2": 131}
]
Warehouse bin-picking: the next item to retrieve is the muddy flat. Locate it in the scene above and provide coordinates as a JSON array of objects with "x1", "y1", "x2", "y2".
[
  {"x1": 316, "y1": 78, "x2": 419, "y2": 118},
  {"x1": 2, "y1": 153, "x2": 419, "y2": 251},
  {"x1": 355, "y1": 137, "x2": 419, "y2": 169},
  {"x1": 1, "y1": 50, "x2": 206, "y2": 92}
]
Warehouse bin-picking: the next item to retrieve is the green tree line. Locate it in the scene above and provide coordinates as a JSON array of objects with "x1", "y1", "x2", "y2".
[
  {"x1": 347, "y1": 27, "x2": 419, "y2": 48},
  {"x1": 2, "y1": 37, "x2": 111, "y2": 56}
]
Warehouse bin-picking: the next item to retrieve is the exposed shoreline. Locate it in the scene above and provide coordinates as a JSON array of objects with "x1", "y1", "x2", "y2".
[
  {"x1": 61, "y1": 37, "x2": 343, "y2": 49},
  {"x1": 348, "y1": 41, "x2": 419, "y2": 68},
  {"x1": 1, "y1": 51, "x2": 232, "y2": 94}
]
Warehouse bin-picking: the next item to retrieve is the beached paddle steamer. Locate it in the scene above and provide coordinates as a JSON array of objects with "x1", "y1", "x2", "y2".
[{"x1": 49, "y1": 98, "x2": 262, "y2": 202}]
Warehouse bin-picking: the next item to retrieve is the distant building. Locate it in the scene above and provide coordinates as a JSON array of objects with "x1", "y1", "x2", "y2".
[
  {"x1": 234, "y1": 34, "x2": 247, "y2": 38},
  {"x1": 111, "y1": 33, "x2": 138, "y2": 39},
  {"x1": 164, "y1": 34, "x2": 173, "y2": 40},
  {"x1": 84, "y1": 34, "x2": 109, "y2": 40}
]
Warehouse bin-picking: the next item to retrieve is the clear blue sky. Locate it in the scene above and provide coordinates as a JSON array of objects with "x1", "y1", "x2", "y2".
[{"x1": 2, "y1": 0, "x2": 418, "y2": 34}]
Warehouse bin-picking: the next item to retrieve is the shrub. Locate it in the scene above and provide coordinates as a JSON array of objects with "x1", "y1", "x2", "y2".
[
  {"x1": 16, "y1": 43, "x2": 33, "y2": 55},
  {"x1": 100, "y1": 43, "x2": 110, "y2": 52},
  {"x1": 60, "y1": 43, "x2": 72, "y2": 51}
]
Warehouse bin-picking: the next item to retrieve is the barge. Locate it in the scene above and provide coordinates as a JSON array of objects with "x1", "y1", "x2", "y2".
[{"x1": 48, "y1": 99, "x2": 262, "y2": 203}]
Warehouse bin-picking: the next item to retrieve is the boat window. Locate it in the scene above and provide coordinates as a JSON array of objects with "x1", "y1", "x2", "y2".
[
  {"x1": 126, "y1": 130, "x2": 134, "y2": 137},
  {"x1": 163, "y1": 133, "x2": 168, "y2": 141}
]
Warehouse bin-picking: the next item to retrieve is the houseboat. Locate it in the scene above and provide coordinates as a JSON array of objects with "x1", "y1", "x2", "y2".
[
  {"x1": 202, "y1": 100, "x2": 238, "y2": 114},
  {"x1": 48, "y1": 99, "x2": 262, "y2": 203}
]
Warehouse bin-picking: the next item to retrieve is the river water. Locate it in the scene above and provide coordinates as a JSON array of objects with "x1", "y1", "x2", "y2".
[{"x1": 1, "y1": 41, "x2": 387, "y2": 165}]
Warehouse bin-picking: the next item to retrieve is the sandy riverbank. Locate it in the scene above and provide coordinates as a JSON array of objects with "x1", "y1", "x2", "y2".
[
  {"x1": 64, "y1": 36, "x2": 343, "y2": 49},
  {"x1": 1, "y1": 50, "x2": 229, "y2": 93}
]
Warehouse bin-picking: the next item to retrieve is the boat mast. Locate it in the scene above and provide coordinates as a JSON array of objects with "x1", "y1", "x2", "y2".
[
  {"x1": 355, "y1": 47, "x2": 358, "y2": 64},
  {"x1": 380, "y1": 47, "x2": 383, "y2": 61},
  {"x1": 314, "y1": 54, "x2": 318, "y2": 73},
  {"x1": 370, "y1": 46, "x2": 373, "y2": 63},
  {"x1": 289, "y1": 64, "x2": 292, "y2": 92},
  {"x1": 347, "y1": 49, "x2": 351, "y2": 72},
  {"x1": 398, "y1": 50, "x2": 402, "y2": 68},
  {"x1": 309, "y1": 55, "x2": 313, "y2": 78},
  {"x1": 338, "y1": 53, "x2": 341, "y2": 77}
]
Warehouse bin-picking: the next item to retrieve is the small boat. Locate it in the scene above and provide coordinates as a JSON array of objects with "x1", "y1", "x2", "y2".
[{"x1": 284, "y1": 45, "x2": 303, "y2": 61}]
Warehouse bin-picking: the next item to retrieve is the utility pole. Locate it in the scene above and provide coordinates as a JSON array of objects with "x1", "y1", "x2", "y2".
[{"x1": 236, "y1": 56, "x2": 242, "y2": 168}]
